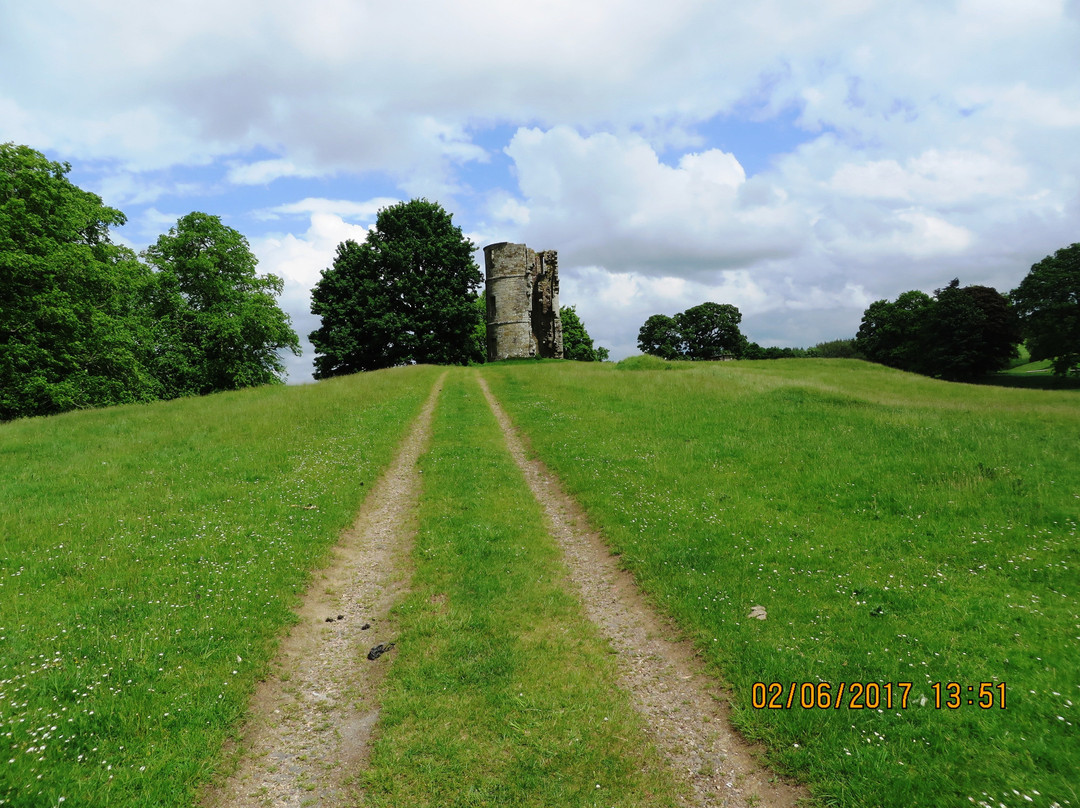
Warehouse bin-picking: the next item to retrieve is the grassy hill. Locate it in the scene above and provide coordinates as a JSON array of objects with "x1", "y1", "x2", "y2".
[
  {"x1": 2, "y1": 359, "x2": 1076, "y2": 807},
  {"x1": 0, "y1": 367, "x2": 441, "y2": 806},
  {"x1": 485, "y1": 358, "x2": 1078, "y2": 808}
]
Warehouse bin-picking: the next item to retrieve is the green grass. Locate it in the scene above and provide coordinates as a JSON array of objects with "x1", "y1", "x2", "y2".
[
  {"x1": 359, "y1": 371, "x2": 682, "y2": 807},
  {"x1": 0, "y1": 366, "x2": 440, "y2": 807},
  {"x1": 986, "y1": 361, "x2": 1080, "y2": 391},
  {"x1": 1003, "y1": 360, "x2": 1053, "y2": 375},
  {"x1": 482, "y1": 358, "x2": 1079, "y2": 808},
  {"x1": 5, "y1": 358, "x2": 1078, "y2": 807}
]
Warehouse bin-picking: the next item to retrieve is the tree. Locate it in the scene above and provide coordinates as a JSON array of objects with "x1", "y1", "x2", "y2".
[
  {"x1": 142, "y1": 212, "x2": 299, "y2": 396},
  {"x1": 637, "y1": 313, "x2": 684, "y2": 359},
  {"x1": 810, "y1": 339, "x2": 863, "y2": 359},
  {"x1": 854, "y1": 290, "x2": 933, "y2": 371},
  {"x1": 470, "y1": 293, "x2": 487, "y2": 364},
  {"x1": 309, "y1": 199, "x2": 482, "y2": 377},
  {"x1": 676, "y1": 302, "x2": 747, "y2": 360},
  {"x1": 855, "y1": 282, "x2": 1019, "y2": 380},
  {"x1": 1, "y1": 143, "x2": 159, "y2": 420},
  {"x1": 1011, "y1": 243, "x2": 1080, "y2": 375},
  {"x1": 560, "y1": 305, "x2": 607, "y2": 361},
  {"x1": 918, "y1": 280, "x2": 1019, "y2": 380}
]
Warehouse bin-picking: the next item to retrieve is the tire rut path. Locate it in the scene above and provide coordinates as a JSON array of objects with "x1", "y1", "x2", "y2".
[
  {"x1": 478, "y1": 376, "x2": 809, "y2": 808},
  {"x1": 202, "y1": 374, "x2": 444, "y2": 808}
]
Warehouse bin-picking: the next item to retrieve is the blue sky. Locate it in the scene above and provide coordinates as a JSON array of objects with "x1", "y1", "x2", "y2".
[{"x1": 3, "y1": 0, "x2": 1079, "y2": 381}]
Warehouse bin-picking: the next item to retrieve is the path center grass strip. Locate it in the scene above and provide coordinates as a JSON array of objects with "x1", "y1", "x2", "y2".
[
  {"x1": 0, "y1": 365, "x2": 441, "y2": 808},
  {"x1": 359, "y1": 370, "x2": 682, "y2": 808},
  {"x1": 482, "y1": 359, "x2": 1079, "y2": 808}
]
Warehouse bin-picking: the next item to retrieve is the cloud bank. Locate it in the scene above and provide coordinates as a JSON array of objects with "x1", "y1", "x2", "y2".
[{"x1": 2, "y1": 0, "x2": 1078, "y2": 372}]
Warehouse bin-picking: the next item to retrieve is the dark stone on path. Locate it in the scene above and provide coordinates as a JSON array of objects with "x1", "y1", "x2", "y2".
[{"x1": 367, "y1": 642, "x2": 395, "y2": 661}]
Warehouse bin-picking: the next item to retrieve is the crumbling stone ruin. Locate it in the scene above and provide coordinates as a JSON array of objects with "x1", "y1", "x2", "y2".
[{"x1": 484, "y1": 242, "x2": 563, "y2": 361}]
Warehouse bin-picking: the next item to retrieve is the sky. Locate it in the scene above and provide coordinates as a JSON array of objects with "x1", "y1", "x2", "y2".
[{"x1": 2, "y1": 0, "x2": 1079, "y2": 381}]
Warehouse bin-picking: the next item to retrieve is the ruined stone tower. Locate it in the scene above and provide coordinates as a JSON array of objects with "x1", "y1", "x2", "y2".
[{"x1": 484, "y1": 242, "x2": 563, "y2": 361}]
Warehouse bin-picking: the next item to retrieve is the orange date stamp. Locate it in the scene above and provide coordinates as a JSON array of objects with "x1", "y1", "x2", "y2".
[
  {"x1": 752, "y1": 681, "x2": 912, "y2": 710},
  {"x1": 751, "y1": 681, "x2": 1007, "y2": 709}
]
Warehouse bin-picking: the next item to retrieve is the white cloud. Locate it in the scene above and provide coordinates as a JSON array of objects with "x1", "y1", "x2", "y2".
[
  {"x1": 250, "y1": 211, "x2": 373, "y2": 381},
  {"x1": 502, "y1": 126, "x2": 806, "y2": 276},
  {"x1": 227, "y1": 159, "x2": 327, "y2": 185},
  {"x1": 254, "y1": 196, "x2": 400, "y2": 221},
  {"x1": 830, "y1": 149, "x2": 1028, "y2": 205}
]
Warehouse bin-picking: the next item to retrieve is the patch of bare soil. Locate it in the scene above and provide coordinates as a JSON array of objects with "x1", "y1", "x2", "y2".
[
  {"x1": 478, "y1": 377, "x2": 810, "y2": 808},
  {"x1": 201, "y1": 375, "x2": 444, "y2": 808}
]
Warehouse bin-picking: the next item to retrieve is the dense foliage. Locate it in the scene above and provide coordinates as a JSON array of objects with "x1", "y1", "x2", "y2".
[
  {"x1": 309, "y1": 199, "x2": 483, "y2": 377},
  {"x1": 560, "y1": 305, "x2": 609, "y2": 361},
  {"x1": 809, "y1": 338, "x2": 864, "y2": 359},
  {"x1": 0, "y1": 143, "x2": 299, "y2": 420},
  {"x1": 1, "y1": 143, "x2": 159, "y2": 419},
  {"x1": 142, "y1": 212, "x2": 300, "y2": 397},
  {"x1": 855, "y1": 280, "x2": 1020, "y2": 380},
  {"x1": 854, "y1": 291, "x2": 934, "y2": 371},
  {"x1": 637, "y1": 302, "x2": 747, "y2": 360},
  {"x1": 637, "y1": 313, "x2": 683, "y2": 360},
  {"x1": 1010, "y1": 242, "x2": 1080, "y2": 375}
]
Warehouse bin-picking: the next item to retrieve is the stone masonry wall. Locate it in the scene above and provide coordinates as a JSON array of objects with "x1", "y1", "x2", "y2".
[{"x1": 484, "y1": 242, "x2": 563, "y2": 361}]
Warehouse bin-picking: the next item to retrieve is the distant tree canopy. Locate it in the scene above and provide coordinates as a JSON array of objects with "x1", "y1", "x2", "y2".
[
  {"x1": 743, "y1": 343, "x2": 811, "y2": 360},
  {"x1": 808, "y1": 338, "x2": 863, "y2": 359},
  {"x1": 1010, "y1": 243, "x2": 1080, "y2": 375},
  {"x1": 309, "y1": 199, "x2": 483, "y2": 377},
  {"x1": 560, "y1": 305, "x2": 608, "y2": 361},
  {"x1": 855, "y1": 280, "x2": 1020, "y2": 380},
  {"x1": 0, "y1": 143, "x2": 299, "y2": 421},
  {"x1": 637, "y1": 302, "x2": 747, "y2": 360}
]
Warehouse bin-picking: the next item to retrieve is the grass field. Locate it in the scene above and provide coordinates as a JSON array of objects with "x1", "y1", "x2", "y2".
[
  {"x1": 2, "y1": 358, "x2": 1076, "y2": 807},
  {"x1": 0, "y1": 367, "x2": 440, "y2": 807},
  {"x1": 483, "y1": 358, "x2": 1079, "y2": 808}
]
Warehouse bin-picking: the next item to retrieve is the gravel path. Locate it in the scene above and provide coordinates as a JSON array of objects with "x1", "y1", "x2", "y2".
[
  {"x1": 478, "y1": 376, "x2": 809, "y2": 808},
  {"x1": 201, "y1": 375, "x2": 444, "y2": 808}
]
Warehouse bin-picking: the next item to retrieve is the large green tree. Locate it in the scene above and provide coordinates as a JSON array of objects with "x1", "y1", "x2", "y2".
[
  {"x1": 1, "y1": 143, "x2": 159, "y2": 420},
  {"x1": 854, "y1": 290, "x2": 934, "y2": 371},
  {"x1": 309, "y1": 199, "x2": 482, "y2": 377},
  {"x1": 1011, "y1": 243, "x2": 1080, "y2": 375},
  {"x1": 637, "y1": 313, "x2": 684, "y2": 359},
  {"x1": 919, "y1": 280, "x2": 1020, "y2": 380},
  {"x1": 677, "y1": 302, "x2": 747, "y2": 360},
  {"x1": 637, "y1": 303, "x2": 748, "y2": 360},
  {"x1": 142, "y1": 212, "x2": 300, "y2": 396}
]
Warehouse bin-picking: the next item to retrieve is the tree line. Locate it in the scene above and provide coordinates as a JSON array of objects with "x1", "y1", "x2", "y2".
[
  {"x1": 9, "y1": 138, "x2": 1071, "y2": 421},
  {"x1": 1, "y1": 144, "x2": 299, "y2": 421},
  {"x1": 855, "y1": 250, "x2": 1079, "y2": 380},
  {"x1": 2, "y1": 147, "x2": 607, "y2": 420},
  {"x1": 637, "y1": 302, "x2": 857, "y2": 361},
  {"x1": 636, "y1": 244, "x2": 1078, "y2": 380}
]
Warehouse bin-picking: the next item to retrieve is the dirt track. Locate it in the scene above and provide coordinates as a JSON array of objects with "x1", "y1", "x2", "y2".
[
  {"x1": 202, "y1": 375, "x2": 443, "y2": 808},
  {"x1": 478, "y1": 376, "x2": 806, "y2": 808},
  {"x1": 205, "y1": 372, "x2": 806, "y2": 808}
]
